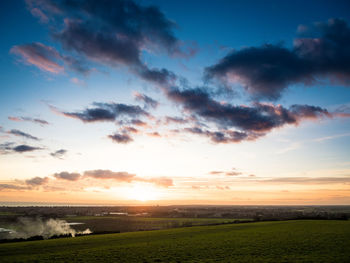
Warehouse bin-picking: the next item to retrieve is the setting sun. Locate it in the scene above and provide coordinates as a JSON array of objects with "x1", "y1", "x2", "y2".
[{"x1": 123, "y1": 185, "x2": 160, "y2": 202}]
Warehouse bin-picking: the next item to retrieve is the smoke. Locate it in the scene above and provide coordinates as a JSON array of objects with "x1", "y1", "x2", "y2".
[{"x1": 2, "y1": 217, "x2": 92, "y2": 239}]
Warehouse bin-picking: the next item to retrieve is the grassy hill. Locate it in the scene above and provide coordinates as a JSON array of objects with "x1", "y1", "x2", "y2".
[{"x1": 1, "y1": 220, "x2": 349, "y2": 262}]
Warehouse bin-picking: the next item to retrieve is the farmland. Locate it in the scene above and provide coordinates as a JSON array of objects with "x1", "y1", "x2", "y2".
[
  {"x1": 63, "y1": 215, "x2": 246, "y2": 233},
  {"x1": 1, "y1": 220, "x2": 349, "y2": 262}
]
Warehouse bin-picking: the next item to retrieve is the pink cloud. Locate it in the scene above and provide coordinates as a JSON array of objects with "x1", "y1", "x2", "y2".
[{"x1": 10, "y1": 43, "x2": 64, "y2": 74}]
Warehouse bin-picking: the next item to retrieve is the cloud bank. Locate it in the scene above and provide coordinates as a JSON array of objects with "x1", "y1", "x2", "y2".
[{"x1": 206, "y1": 18, "x2": 350, "y2": 100}]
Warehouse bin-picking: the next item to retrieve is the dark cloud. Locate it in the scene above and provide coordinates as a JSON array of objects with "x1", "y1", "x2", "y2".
[
  {"x1": 108, "y1": 133, "x2": 133, "y2": 144},
  {"x1": 84, "y1": 170, "x2": 136, "y2": 182},
  {"x1": 134, "y1": 92, "x2": 159, "y2": 109},
  {"x1": 184, "y1": 127, "x2": 250, "y2": 143},
  {"x1": 8, "y1": 116, "x2": 49, "y2": 125},
  {"x1": 54, "y1": 171, "x2": 81, "y2": 181},
  {"x1": 62, "y1": 102, "x2": 149, "y2": 123},
  {"x1": 8, "y1": 129, "x2": 40, "y2": 141},
  {"x1": 135, "y1": 66, "x2": 176, "y2": 86},
  {"x1": 26, "y1": 0, "x2": 192, "y2": 84},
  {"x1": 122, "y1": 127, "x2": 139, "y2": 134},
  {"x1": 57, "y1": 101, "x2": 151, "y2": 144},
  {"x1": 0, "y1": 142, "x2": 42, "y2": 154},
  {"x1": 164, "y1": 86, "x2": 331, "y2": 143},
  {"x1": 13, "y1": 145, "x2": 41, "y2": 153},
  {"x1": 25, "y1": 176, "x2": 49, "y2": 186},
  {"x1": 206, "y1": 18, "x2": 350, "y2": 100},
  {"x1": 164, "y1": 116, "x2": 189, "y2": 125},
  {"x1": 130, "y1": 119, "x2": 148, "y2": 127},
  {"x1": 289, "y1": 104, "x2": 330, "y2": 119},
  {"x1": 50, "y1": 149, "x2": 67, "y2": 159}
]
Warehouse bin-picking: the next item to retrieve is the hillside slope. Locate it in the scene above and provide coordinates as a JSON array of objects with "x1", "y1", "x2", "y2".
[{"x1": 1, "y1": 220, "x2": 349, "y2": 262}]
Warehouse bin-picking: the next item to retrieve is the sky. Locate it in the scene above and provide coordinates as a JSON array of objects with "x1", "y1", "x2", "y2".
[{"x1": 0, "y1": 0, "x2": 350, "y2": 205}]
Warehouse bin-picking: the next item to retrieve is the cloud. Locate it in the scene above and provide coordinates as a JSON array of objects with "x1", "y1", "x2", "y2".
[
  {"x1": 25, "y1": 176, "x2": 49, "y2": 186},
  {"x1": 259, "y1": 176, "x2": 350, "y2": 184},
  {"x1": 142, "y1": 177, "x2": 173, "y2": 187},
  {"x1": 84, "y1": 170, "x2": 136, "y2": 182},
  {"x1": 50, "y1": 149, "x2": 67, "y2": 159},
  {"x1": 10, "y1": 42, "x2": 90, "y2": 75},
  {"x1": 62, "y1": 102, "x2": 149, "y2": 123},
  {"x1": 122, "y1": 127, "x2": 139, "y2": 134},
  {"x1": 0, "y1": 142, "x2": 15, "y2": 153},
  {"x1": 134, "y1": 92, "x2": 159, "y2": 109},
  {"x1": 0, "y1": 143, "x2": 43, "y2": 154},
  {"x1": 8, "y1": 129, "x2": 40, "y2": 141},
  {"x1": 54, "y1": 171, "x2": 81, "y2": 181},
  {"x1": 225, "y1": 171, "x2": 242, "y2": 176},
  {"x1": 184, "y1": 127, "x2": 250, "y2": 143},
  {"x1": 56, "y1": 101, "x2": 152, "y2": 144},
  {"x1": 0, "y1": 184, "x2": 29, "y2": 191},
  {"x1": 209, "y1": 169, "x2": 242, "y2": 176},
  {"x1": 108, "y1": 133, "x2": 133, "y2": 144},
  {"x1": 29, "y1": 7, "x2": 49, "y2": 23},
  {"x1": 209, "y1": 171, "x2": 224, "y2": 175},
  {"x1": 83, "y1": 170, "x2": 173, "y2": 187},
  {"x1": 147, "y1": 132, "x2": 161, "y2": 138},
  {"x1": 13, "y1": 145, "x2": 42, "y2": 153},
  {"x1": 0, "y1": 176, "x2": 50, "y2": 191},
  {"x1": 130, "y1": 119, "x2": 148, "y2": 127},
  {"x1": 164, "y1": 116, "x2": 189, "y2": 125},
  {"x1": 205, "y1": 18, "x2": 350, "y2": 100},
  {"x1": 164, "y1": 86, "x2": 331, "y2": 143},
  {"x1": 2, "y1": 168, "x2": 173, "y2": 192},
  {"x1": 135, "y1": 66, "x2": 176, "y2": 86},
  {"x1": 10, "y1": 42, "x2": 64, "y2": 74},
  {"x1": 8, "y1": 116, "x2": 49, "y2": 125},
  {"x1": 26, "y1": 0, "x2": 193, "y2": 84}
]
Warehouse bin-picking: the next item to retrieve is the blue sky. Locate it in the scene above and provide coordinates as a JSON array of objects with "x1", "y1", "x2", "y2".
[{"x1": 0, "y1": 0, "x2": 350, "y2": 205}]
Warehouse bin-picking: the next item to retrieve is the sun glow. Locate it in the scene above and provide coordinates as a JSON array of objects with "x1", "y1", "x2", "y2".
[{"x1": 124, "y1": 184, "x2": 160, "y2": 202}]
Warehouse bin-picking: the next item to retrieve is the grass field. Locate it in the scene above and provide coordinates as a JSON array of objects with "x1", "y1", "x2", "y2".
[
  {"x1": 0, "y1": 220, "x2": 349, "y2": 262},
  {"x1": 63, "y1": 216, "x2": 245, "y2": 233}
]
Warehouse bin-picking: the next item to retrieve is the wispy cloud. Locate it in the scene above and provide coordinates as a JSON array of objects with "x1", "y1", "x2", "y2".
[
  {"x1": 50, "y1": 149, "x2": 67, "y2": 159},
  {"x1": 0, "y1": 142, "x2": 43, "y2": 154},
  {"x1": 8, "y1": 116, "x2": 49, "y2": 125},
  {"x1": 8, "y1": 129, "x2": 40, "y2": 141}
]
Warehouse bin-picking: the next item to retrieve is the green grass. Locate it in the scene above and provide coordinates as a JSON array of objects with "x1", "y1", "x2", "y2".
[
  {"x1": 0, "y1": 212, "x2": 23, "y2": 216},
  {"x1": 63, "y1": 216, "x2": 246, "y2": 233},
  {"x1": 1, "y1": 220, "x2": 349, "y2": 262},
  {"x1": 64, "y1": 216, "x2": 241, "y2": 222}
]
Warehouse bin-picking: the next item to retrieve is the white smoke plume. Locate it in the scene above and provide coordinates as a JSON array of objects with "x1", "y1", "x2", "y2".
[{"x1": 4, "y1": 217, "x2": 92, "y2": 239}]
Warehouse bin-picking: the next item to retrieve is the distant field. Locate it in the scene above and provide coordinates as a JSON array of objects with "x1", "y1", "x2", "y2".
[
  {"x1": 1, "y1": 220, "x2": 349, "y2": 262},
  {"x1": 63, "y1": 216, "x2": 245, "y2": 233}
]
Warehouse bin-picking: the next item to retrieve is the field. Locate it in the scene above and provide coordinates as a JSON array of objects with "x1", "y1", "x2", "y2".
[
  {"x1": 63, "y1": 216, "x2": 245, "y2": 233},
  {"x1": 0, "y1": 220, "x2": 349, "y2": 262}
]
